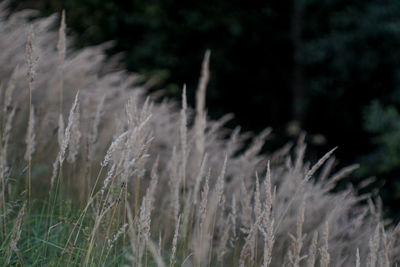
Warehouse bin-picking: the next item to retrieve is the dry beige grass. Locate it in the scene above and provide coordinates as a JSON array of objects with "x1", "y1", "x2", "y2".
[{"x1": 1, "y1": 3, "x2": 400, "y2": 266}]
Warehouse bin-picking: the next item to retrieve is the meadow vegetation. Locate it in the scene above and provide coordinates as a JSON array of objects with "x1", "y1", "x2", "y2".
[{"x1": 1, "y1": 5, "x2": 400, "y2": 266}]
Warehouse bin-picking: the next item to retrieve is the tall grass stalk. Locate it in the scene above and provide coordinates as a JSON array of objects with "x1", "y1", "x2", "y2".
[
  {"x1": 25, "y1": 26, "x2": 37, "y2": 209},
  {"x1": 180, "y1": 85, "x2": 187, "y2": 204},
  {"x1": 0, "y1": 68, "x2": 16, "y2": 238}
]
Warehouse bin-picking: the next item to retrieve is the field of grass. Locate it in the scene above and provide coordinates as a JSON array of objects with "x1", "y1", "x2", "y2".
[{"x1": 1, "y1": 4, "x2": 400, "y2": 266}]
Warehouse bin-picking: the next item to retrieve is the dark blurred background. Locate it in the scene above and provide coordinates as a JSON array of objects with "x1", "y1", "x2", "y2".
[{"x1": 6, "y1": 0, "x2": 400, "y2": 221}]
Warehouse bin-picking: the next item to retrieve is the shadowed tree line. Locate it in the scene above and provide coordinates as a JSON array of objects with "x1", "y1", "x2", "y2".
[{"x1": 6, "y1": 0, "x2": 400, "y2": 220}]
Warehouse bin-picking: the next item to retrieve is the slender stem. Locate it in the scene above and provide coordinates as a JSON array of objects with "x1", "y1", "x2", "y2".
[{"x1": 63, "y1": 167, "x2": 104, "y2": 266}]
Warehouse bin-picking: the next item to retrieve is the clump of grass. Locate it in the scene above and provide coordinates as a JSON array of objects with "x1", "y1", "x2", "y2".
[{"x1": 1, "y1": 3, "x2": 400, "y2": 266}]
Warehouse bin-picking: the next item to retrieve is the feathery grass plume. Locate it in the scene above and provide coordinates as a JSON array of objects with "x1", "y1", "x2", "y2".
[
  {"x1": 107, "y1": 223, "x2": 128, "y2": 249},
  {"x1": 24, "y1": 27, "x2": 37, "y2": 197},
  {"x1": 215, "y1": 154, "x2": 227, "y2": 207},
  {"x1": 320, "y1": 221, "x2": 330, "y2": 267},
  {"x1": 217, "y1": 217, "x2": 231, "y2": 264},
  {"x1": 181, "y1": 194, "x2": 193, "y2": 255},
  {"x1": 59, "y1": 91, "x2": 79, "y2": 164},
  {"x1": 199, "y1": 168, "x2": 211, "y2": 229},
  {"x1": 57, "y1": 114, "x2": 64, "y2": 149},
  {"x1": 26, "y1": 25, "x2": 37, "y2": 103},
  {"x1": 24, "y1": 102, "x2": 33, "y2": 216},
  {"x1": 125, "y1": 201, "x2": 139, "y2": 266},
  {"x1": 138, "y1": 162, "x2": 160, "y2": 241},
  {"x1": 323, "y1": 163, "x2": 360, "y2": 192},
  {"x1": 138, "y1": 196, "x2": 148, "y2": 262},
  {"x1": 293, "y1": 132, "x2": 306, "y2": 174},
  {"x1": 240, "y1": 180, "x2": 253, "y2": 231},
  {"x1": 275, "y1": 147, "x2": 336, "y2": 233},
  {"x1": 169, "y1": 146, "x2": 181, "y2": 222},
  {"x1": 49, "y1": 155, "x2": 60, "y2": 191},
  {"x1": 2, "y1": 67, "x2": 17, "y2": 121},
  {"x1": 244, "y1": 128, "x2": 272, "y2": 161},
  {"x1": 318, "y1": 156, "x2": 336, "y2": 182},
  {"x1": 7, "y1": 201, "x2": 26, "y2": 265},
  {"x1": 260, "y1": 165, "x2": 275, "y2": 267},
  {"x1": 1, "y1": 70, "x2": 17, "y2": 208},
  {"x1": 0, "y1": 108, "x2": 14, "y2": 231},
  {"x1": 368, "y1": 198, "x2": 379, "y2": 220},
  {"x1": 180, "y1": 85, "x2": 187, "y2": 193},
  {"x1": 229, "y1": 194, "x2": 238, "y2": 246},
  {"x1": 193, "y1": 153, "x2": 208, "y2": 205},
  {"x1": 239, "y1": 211, "x2": 264, "y2": 267},
  {"x1": 260, "y1": 215, "x2": 274, "y2": 267},
  {"x1": 254, "y1": 173, "x2": 262, "y2": 219},
  {"x1": 194, "y1": 50, "x2": 210, "y2": 159},
  {"x1": 158, "y1": 232, "x2": 162, "y2": 257},
  {"x1": 170, "y1": 214, "x2": 181, "y2": 267},
  {"x1": 1, "y1": 111, "x2": 14, "y2": 203},
  {"x1": 303, "y1": 147, "x2": 337, "y2": 184},
  {"x1": 206, "y1": 156, "x2": 227, "y2": 265},
  {"x1": 24, "y1": 36, "x2": 37, "y2": 204},
  {"x1": 388, "y1": 223, "x2": 400, "y2": 255},
  {"x1": 270, "y1": 141, "x2": 293, "y2": 165},
  {"x1": 381, "y1": 225, "x2": 390, "y2": 267},
  {"x1": 307, "y1": 232, "x2": 318, "y2": 267},
  {"x1": 367, "y1": 224, "x2": 380, "y2": 267},
  {"x1": 101, "y1": 163, "x2": 116, "y2": 195},
  {"x1": 194, "y1": 192, "x2": 219, "y2": 267},
  {"x1": 264, "y1": 161, "x2": 273, "y2": 219},
  {"x1": 142, "y1": 157, "x2": 160, "y2": 229},
  {"x1": 205, "y1": 113, "x2": 233, "y2": 141},
  {"x1": 101, "y1": 131, "x2": 128, "y2": 167},
  {"x1": 288, "y1": 197, "x2": 306, "y2": 267},
  {"x1": 67, "y1": 102, "x2": 81, "y2": 163},
  {"x1": 24, "y1": 105, "x2": 35, "y2": 161},
  {"x1": 226, "y1": 126, "x2": 242, "y2": 157}
]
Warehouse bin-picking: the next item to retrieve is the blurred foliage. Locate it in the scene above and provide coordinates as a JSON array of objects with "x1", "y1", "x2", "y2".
[
  {"x1": 363, "y1": 101, "x2": 400, "y2": 174},
  {"x1": 360, "y1": 101, "x2": 400, "y2": 220},
  {"x1": 6, "y1": 0, "x2": 400, "y2": 219}
]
